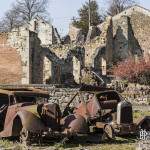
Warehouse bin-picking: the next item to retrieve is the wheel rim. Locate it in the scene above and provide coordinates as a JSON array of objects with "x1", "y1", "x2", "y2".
[
  {"x1": 20, "y1": 128, "x2": 29, "y2": 143},
  {"x1": 104, "y1": 125, "x2": 114, "y2": 139}
]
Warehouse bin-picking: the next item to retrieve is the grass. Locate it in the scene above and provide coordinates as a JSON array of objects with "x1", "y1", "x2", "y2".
[
  {"x1": 0, "y1": 139, "x2": 14, "y2": 148},
  {"x1": 0, "y1": 138, "x2": 137, "y2": 150},
  {"x1": 0, "y1": 110, "x2": 149, "y2": 150},
  {"x1": 133, "y1": 110, "x2": 150, "y2": 120},
  {"x1": 60, "y1": 136, "x2": 136, "y2": 150}
]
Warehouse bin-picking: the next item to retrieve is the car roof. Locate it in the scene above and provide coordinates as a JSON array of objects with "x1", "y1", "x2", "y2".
[{"x1": 0, "y1": 88, "x2": 49, "y2": 97}]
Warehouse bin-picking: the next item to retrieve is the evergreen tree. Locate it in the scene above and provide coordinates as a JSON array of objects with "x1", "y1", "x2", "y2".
[{"x1": 72, "y1": 1, "x2": 102, "y2": 36}]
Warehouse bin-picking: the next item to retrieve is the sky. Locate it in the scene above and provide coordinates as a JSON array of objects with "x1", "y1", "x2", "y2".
[{"x1": 0, "y1": 0, "x2": 150, "y2": 36}]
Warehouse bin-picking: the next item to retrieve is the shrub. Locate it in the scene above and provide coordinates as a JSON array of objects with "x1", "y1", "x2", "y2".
[{"x1": 112, "y1": 57, "x2": 150, "y2": 85}]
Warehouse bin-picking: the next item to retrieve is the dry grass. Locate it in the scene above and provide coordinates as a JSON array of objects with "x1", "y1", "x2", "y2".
[{"x1": 0, "y1": 110, "x2": 149, "y2": 150}]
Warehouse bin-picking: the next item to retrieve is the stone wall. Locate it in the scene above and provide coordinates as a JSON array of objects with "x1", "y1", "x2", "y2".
[
  {"x1": 122, "y1": 84, "x2": 150, "y2": 105},
  {"x1": 29, "y1": 32, "x2": 43, "y2": 84},
  {"x1": 0, "y1": 33, "x2": 8, "y2": 45},
  {"x1": 42, "y1": 45, "x2": 85, "y2": 84},
  {"x1": 112, "y1": 5, "x2": 150, "y2": 62},
  {"x1": 0, "y1": 84, "x2": 79, "y2": 110},
  {"x1": 29, "y1": 17, "x2": 53, "y2": 46},
  {"x1": 83, "y1": 5, "x2": 150, "y2": 70},
  {"x1": 48, "y1": 87, "x2": 78, "y2": 110},
  {"x1": 43, "y1": 6, "x2": 150, "y2": 83},
  {"x1": 0, "y1": 46, "x2": 22, "y2": 84},
  {"x1": 7, "y1": 27, "x2": 31, "y2": 84},
  {"x1": 84, "y1": 16, "x2": 113, "y2": 71},
  {"x1": 113, "y1": 16, "x2": 132, "y2": 62},
  {"x1": 112, "y1": 14, "x2": 146, "y2": 63},
  {"x1": 129, "y1": 12, "x2": 150, "y2": 60},
  {"x1": 43, "y1": 57, "x2": 52, "y2": 84},
  {"x1": 46, "y1": 86, "x2": 150, "y2": 108},
  {"x1": 0, "y1": 5, "x2": 150, "y2": 85},
  {"x1": 68, "y1": 24, "x2": 83, "y2": 43},
  {"x1": 6, "y1": 26, "x2": 43, "y2": 84}
]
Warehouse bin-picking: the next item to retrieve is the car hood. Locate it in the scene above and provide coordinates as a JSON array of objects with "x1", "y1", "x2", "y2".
[{"x1": 21, "y1": 105, "x2": 40, "y2": 118}]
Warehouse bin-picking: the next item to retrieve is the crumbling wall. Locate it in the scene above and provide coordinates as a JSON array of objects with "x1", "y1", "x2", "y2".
[
  {"x1": 86, "y1": 26, "x2": 101, "y2": 43},
  {"x1": 29, "y1": 31, "x2": 43, "y2": 84},
  {"x1": 129, "y1": 12, "x2": 150, "y2": 60},
  {"x1": 84, "y1": 17, "x2": 113, "y2": 70},
  {"x1": 43, "y1": 57, "x2": 52, "y2": 84},
  {"x1": 7, "y1": 27, "x2": 43, "y2": 84},
  {"x1": 7, "y1": 27, "x2": 31, "y2": 84},
  {"x1": 1, "y1": 6, "x2": 149, "y2": 85},
  {"x1": 113, "y1": 15, "x2": 143, "y2": 63},
  {"x1": 0, "y1": 33, "x2": 8, "y2": 45},
  {"x1": 29, "y1": 17, "x2": 53, "y2": 46},
  {"x1": 112, "y1": 6, "x2": 150, "y2": 62},
  {"x1": 0, "y1": 46, "x2": 22, "y2": 84},
  {"x1": 48, "y1": 87, "x2": 78, "y2": 110},
  {"x1": 42, "y1": 45, "x2": 85, "y2": 84},
  {"x1": 113, "y1": 16, "x2": 132, "y2": 62},
  {"x1": 68, "y1": 24, "x2": 83, "y2": 43},
  {"x1": 73, "y1": 56, "x2": 81, "y2": 84}
]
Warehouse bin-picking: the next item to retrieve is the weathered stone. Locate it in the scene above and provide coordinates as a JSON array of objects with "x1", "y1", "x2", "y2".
[
  {"x1": 68, "y1": 24, "x2": 84, "y2": 43},
  {"x1": 0, "y1": 5, "x2": 150, "y2": 84},
  {"x1": 86, "y1": 26, "x2": 101, "y2": 43},
  {"x1": 29, "y1": 16, "x2": 61, "y2": 46},
  {"x1": 52, "y1": 27, "x2": 62, "y2": 44},
  {"x1": 62, "y1": 35, "x2": 71, "y2": 44},
  {"x1": 76, "y1": 31, "x2": 85, "y2": 44}
]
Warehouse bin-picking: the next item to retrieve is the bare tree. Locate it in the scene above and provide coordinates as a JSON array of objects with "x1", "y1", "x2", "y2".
[
  {"x1": 0, "y1": 0, "x2": 49, "y2": 32},
  {"x1": 15, "y1": 0, "x2": 49, "y2": 22},
  {"x1": 0, "y1": 8, "x2": 23, "y2": 32},
  {"x1": 107, "y1": 0, "x2": 137, "y2": 16}
]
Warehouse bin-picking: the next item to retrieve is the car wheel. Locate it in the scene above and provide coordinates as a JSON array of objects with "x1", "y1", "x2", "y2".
[
  {"x1": 20, "y1": 128, "x2": 31, "y2": 145},
  {"x1": 103, "y1": 124, "x2": 115, "y2": 140}
]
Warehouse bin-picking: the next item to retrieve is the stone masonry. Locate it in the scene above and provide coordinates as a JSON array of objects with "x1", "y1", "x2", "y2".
[{"x1": 0, "y1": 5, "x2": 150, "y2": 85}]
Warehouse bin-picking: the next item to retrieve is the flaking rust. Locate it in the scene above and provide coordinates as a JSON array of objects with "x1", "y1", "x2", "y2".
[{"x1": 0, "y1": 85, "x2": 149, "y2": 145}]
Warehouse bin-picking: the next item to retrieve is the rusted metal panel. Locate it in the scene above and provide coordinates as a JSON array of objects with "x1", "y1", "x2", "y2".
[
  {"x1": 0, "y1": 86, "x2": 149, "y2": 144},
  {"x1": 135, "y1": 116, "x2": 150, "y2": 131},
  {"x1": 96, "y1": 122, "x2": 105, "y2": 128}
]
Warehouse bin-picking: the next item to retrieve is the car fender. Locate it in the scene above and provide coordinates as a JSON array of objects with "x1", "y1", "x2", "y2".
[
  {"x1": 16, "y1": 110, "x2": 48, "y2": 132},
  {"x1": 62, "y1": 114, "x2": 89, "y2": 134},
  {"x1": 0, "y1": 110, "x2": 47, "y2": 137},
  {"x1": 136, "y1": 116, "x2": 150, "y2": 131}
]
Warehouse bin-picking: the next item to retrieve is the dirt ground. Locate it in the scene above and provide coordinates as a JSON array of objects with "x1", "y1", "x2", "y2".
[
  {"x1": 0, "y1": 136, "x2": 137, "y2": 150},
  {"x1": 0, "y1": 109, "x2": 149, "y2": 150}
]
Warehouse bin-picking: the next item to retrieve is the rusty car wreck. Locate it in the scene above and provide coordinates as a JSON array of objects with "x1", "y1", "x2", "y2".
[{"x1": 0, "y1": 86, "x2": 149, "y2": 144}]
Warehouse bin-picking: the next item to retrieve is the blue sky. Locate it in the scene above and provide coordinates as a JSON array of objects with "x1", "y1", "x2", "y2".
[{"x1": 0, "y1": 0, "x2": 150, "y2": 36}]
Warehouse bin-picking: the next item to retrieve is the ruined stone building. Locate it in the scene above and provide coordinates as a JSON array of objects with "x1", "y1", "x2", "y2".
[
  {"x1": 80, "y1": 5, "x2": 150, "y2": 76},
  {"x1": 0, "y1": 5, "x2": 150, "y2": 85},
  {"x1": 0, "y1": 16, "x2": 84, "y2": 84},
  {"x1": 0, "y1": 17, "x2": 60, "y2": 84}
]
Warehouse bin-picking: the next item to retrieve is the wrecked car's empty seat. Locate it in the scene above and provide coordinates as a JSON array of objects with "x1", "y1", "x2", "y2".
[{"x1": 99, "y1": 100, "x2": 118, "y2": 109}]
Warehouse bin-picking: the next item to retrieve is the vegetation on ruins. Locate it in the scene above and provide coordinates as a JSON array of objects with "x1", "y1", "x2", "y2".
[
  {"x1": 112, "y1": 57, "x2": 150, "y2": 85},
  {"x1": 0, "y1": 0, "x2": 49, "y2": 32},
  {"x1": 72, "y1": 0, "x2": 102, "y2": 36},
  {"x1": 106, "y1": 0, "x2": 138, "y2": 16}
]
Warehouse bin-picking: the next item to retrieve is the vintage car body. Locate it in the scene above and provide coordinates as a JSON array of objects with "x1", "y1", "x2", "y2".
[
  {"x1": 0, "y1": 86, "x2": 149, "y2": 144},
  {"x1": 62, "y1": 85, "x2": 150, "y2": 139},
  {"x1": 0, "y1": 88, "x2": 52, "y2": 139}
]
